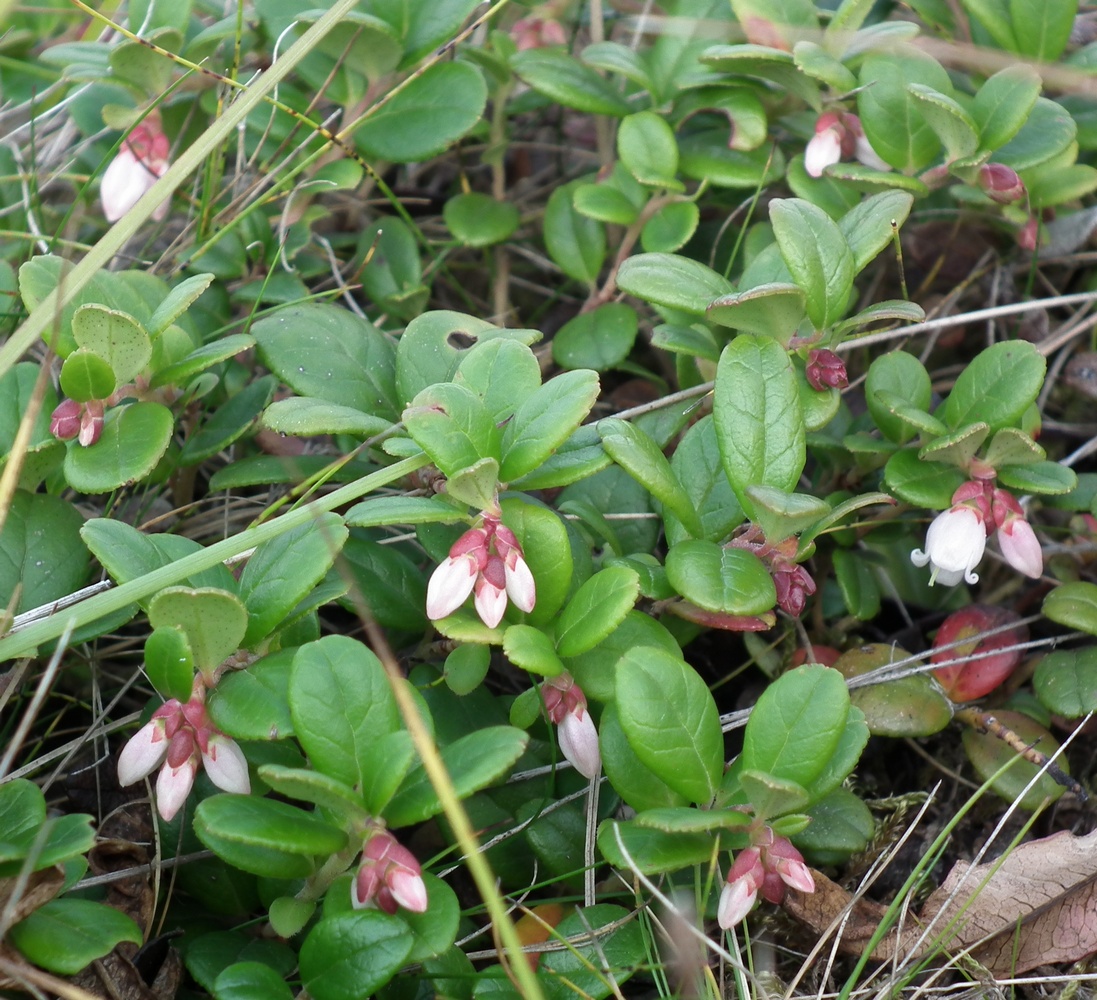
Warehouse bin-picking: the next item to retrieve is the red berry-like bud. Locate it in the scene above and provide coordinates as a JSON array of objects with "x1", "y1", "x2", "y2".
[
  {"x1": 978, "y1": 163, "x2": 1026, "y2": 205},
  {"x1": 50, "y1": 399, "x2": 82, "y2": 440},
  {"x1": 805, "y1": 349, "x2": 848, "y2": 391},
  {"x1": 931, "y1": 604, "x2": 1028, "y2": 701}
]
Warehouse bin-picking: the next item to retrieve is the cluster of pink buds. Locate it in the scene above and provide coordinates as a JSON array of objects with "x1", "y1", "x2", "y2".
[
  {"x1": 718, "y1": 827, "x2": 814, "y2": 929},
  {"x1": 541, "y1": 673, "x2": 601, "y2": 779},
  {"x1": 352, "y1": 829, "x2": 428, "y2": 914},
  {"x1": 911, "y1": 480, "x2": 1043, "y2": 586},
  {"x1": 511, "y1": 15, "x2": 567, "y2": 50},
  {"x1": 50, "y1": 398, "x2": 104, "y2": 447},
  {"x1": 118, "y1": 694, "x2": 250, "y2": 821},
  {"x1": 100, "y1": 114, "x2": 171, "y2": 223},
  {"x1": 728, "y1": 529, "x2": 816, "y2": 617},
  {"x1": 426, "y1": 516, "x2": 535, "y2": 628},
  {"x1": 804, "y1": 111, "x2": 890, "y2": 178},
  {"x1": 805, "y1": 349, "x2": 848, "y2": 392}
]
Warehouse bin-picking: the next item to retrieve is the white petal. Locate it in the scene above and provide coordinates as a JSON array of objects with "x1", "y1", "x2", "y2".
[
  {"x1": 426, "y1": 556, "x2": 477, "y2": 620},
  {"x1": 202, "y1": 736, "x2": 251, "y2": 794},
  {"x1": 155, "y1": 760, "x2": 196, "y2": 822},
  {"x1": 117, "y1": 721, "x2": 169, "y2": 786},
  {"x1": 804, "y1": 129, "x2": 842, "y2": 178},
  {"x1": 558, "y1": 710, "x2": 600, "y2": 779}
]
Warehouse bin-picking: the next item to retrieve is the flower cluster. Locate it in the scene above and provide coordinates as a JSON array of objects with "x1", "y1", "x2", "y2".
[
  {"x1": 100, "y1": 115, "x2": 171, "y2": 223},
  {"x1": 718, "y1": 828, "x2": 814, "y2": 928},
  {"x1": 804, "y1": 111, "x2": 890, "y2": 178},
  {"x1": 728, "y1": 528, "x2": 816, "y2": 617},
  {"x1": 426, "y1": 516, "x2": 535, "y2": 628},
  {"x1": 352, "y1": 829, "x2": 428, "y2": 915},
  {"x1": 541, "y1": 673, "x2": 600, "y2": 779},
  {"x1": 911, "y1": 480, "x2": 1043, "y2": 586},
  {"x1": 804, "y1": 349, "x2": 848, "y2": 392},
  {"x1": 50, "y1": 398, "x2": 104, "y2": 447},
  {"x1": 118, "y1": 694, "x2": 250, "y2": 821}
]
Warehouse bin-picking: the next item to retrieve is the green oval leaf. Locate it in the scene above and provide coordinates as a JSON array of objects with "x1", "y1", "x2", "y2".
[
  {"x1": 512, "y1": 48, "x2": 630, "y2": 116},
  {"x1": 554, "y1": 566, "x2": 640, "y2": 658},
  {"x1": 148, "y1": 586, "x2": 248, "y2": 674},
  {"x1": 444, "y1": 192, "x2": 520, "y2": 247},
  {"x1": 300, "y1": 911, "x2": 413, "y2": 1000},
  {"x1": 59, "y1": 348, "x2": 116, "y2": 402},
  {"x1": 1043, "y1": 581, "x2": 1097, "y2": 636},
  {"x1": 665, "y1": 539, "x2": 775, "y2": 616},
  {"x1": 615, "y1": 646, "x2": 724, "y2": 804},
  {"x1": 63, "y1": 401, "x2": 173, "y2": 493},
  {"x1": 9, "y1": 900, "x2": 141, "y2": 976},
  {"x1": 71, "y1": 304, "x2": 152, "y2": 385},
  {"x1": 942, "y1": 340, "x2": 1046, "y2": 433},
  {"x1": 616, "y1": 252, "x2": 734, "y2": 314},
  {"x1": 770, "y1": 198, "x2": 855, "y2": 328}
]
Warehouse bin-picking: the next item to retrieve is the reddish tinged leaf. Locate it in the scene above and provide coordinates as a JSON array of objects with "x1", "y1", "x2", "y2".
[{"x1": 931, "y1": 604, "x2": 1028, "y2": 701}]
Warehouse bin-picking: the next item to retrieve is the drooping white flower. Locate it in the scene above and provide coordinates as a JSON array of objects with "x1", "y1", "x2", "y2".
[{"x1": 911, "y1": 505, "x2": 987, "y2": 586}]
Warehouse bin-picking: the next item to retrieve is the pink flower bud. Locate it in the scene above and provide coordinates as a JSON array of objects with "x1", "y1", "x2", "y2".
[
  {"x1": 557, "y1": 706, "x2": 601, "y2": 779},
  {"x1": 932, "y1": 604, "x2": 1027, "y2": 701},
  {"x1": 78, "y1": 400, "x2": 104, "y2": 447},
  {"x1": 978, "y1": 163, "x2": 1026, "y2": 204},
  {"x1": 49, "y1": 399, "x2": 82, "y2": 440},
  {"x1": 426, "y1": 553, "x2": 479, "y2": 621},
  {"x1": 992, "y1": 490, "x2": 1042, "y2": 579},
  {"x1": 353, "y1": 831, "x2": 427, "y2": 914},
  {"x1": 156, "y1": 729, "x2": 199, "y2": 821},
  {"x1": 388, "y1": 867, "x2": 428, "y2": 913},
  {"x1": 804, "y1": 121, "x2": 843, "y2": 178},
  {"x1": 765, "y1": 837, "x2": 814, "y2": 893},
  {"x1": 845, "y1": 115, "x2": 891, "y2": 172},
  {"x1": 473, "y1": 555, "x2": 508, "y2": 628},
  {"x1": 718, "y1": 847, "x2": 765, "y2": 928},
  {"x1": 100, "y1": 117, "x2": 171, "y2": 223},
  {"x1": 805, "y1": 349, "x2": 848, "y2": 391},
  {"x1": 773, "y1": 564, "x2": 816, "y2": 617},
  {"x1": 117, "y1": 717, "x2": 171, "y2": 786},
  {"x1": 200, "y1": 733, "x2": 251, "y2": 794}
]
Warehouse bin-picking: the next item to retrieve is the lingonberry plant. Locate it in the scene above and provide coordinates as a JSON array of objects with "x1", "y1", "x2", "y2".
[{"x1": 1, "y1": 0, "x2": 1096, "y2": 995}]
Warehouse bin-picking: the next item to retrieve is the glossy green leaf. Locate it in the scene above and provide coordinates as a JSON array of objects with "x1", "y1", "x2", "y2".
[
  {"x1": 238, "y1": 513, "x2": 347, "y2": 648},
  {"x1": 907, "y1": 84, "x2": 979, "y2": 162},
  {"x1": 345, "y1": 496, "x2": 467, "y2": 529},
  {"x1": 402, "y1": 873, "x2": 460, "y2": 962},
  {"x1": 832, "y1": 548, "x2": 881, "y2": 620},
  {"x1": 194, "y1": 795, "x2": 348, "y2": 879},
  {"x1": 883, "y1": 449, "x2": 965, "y2": 507},
  {"x1": 512, "y1": 49, "x2": 630, "y2": 116},
  {"x1": 455, "y1": 339, "x2": 543, "y2": 424},
  {"x1": 0, "y1": 491, "x2": 89, "y2": 615},
  {"x1": 148, "y1": 586, "x2": 247, "y2": 674},
  {"x1": 665, "y1": 415, "x2": 744, "y2": 546},
  {"x1": 209, "y1": 648, "x2": 295, "y2": 741},
  {"x1": 150, "y1": 333, "x2": 255, "y2": 389},
  {"x1": 213, "y1": 961, "x2": 294, "y2": 1000},
  {"x1": 1034, "y1": 647, "x2": 1097, "y2": 717},
  {"x1": 618, "y1": 111, "x2": 681, "y2": 189},
  {"x1": 554, "y1": 566, "x2": 640, "y2": 658},
  {"x1": 714, "y1": 335, "x2": 805, "y2": 514},
  {"x1": 552, "y1": 303, "x2": 637, "y2": 372},
  {"x1": 973, "y1": 65, "x2": 1042, "y2": 150},
  {"x1": 792, "y1": 787, "x2": 875, "y2": 865},
  {"x1": 253, "y1": 303, "x2": 398, "y2": 419},
  {"x1": 544, "y1": 181, "x2": 607, "y2": 285},
  {"x1": 9, "y1": 900, "x2": 141, "y2": 976},
  {"x1": 358, "y1": 731, "x2": 418, "y2": 817},
  {"x1": 616, "y1": 252, "x2": 734, "y2": 315},
  {"x1": 300, "y1": 911, "x2": 413, "y2": 1000},
  {"x1": 144, "y1": 626, "x2": 194, "y2": 702},
  {"x1": 598, "y1": 417, "x2": 701, "y2": 536},
  {"x1": 943, "y1": 340, "x2": 1045, "y2": 432},
  {"x1": 996, "y1": 98, "x2": 1077, "y2": 171},
  {"x1": 1009, "y1": 0, "x2": 1076, "y2": 61},
  {"x1": 739, "y1": 665, "x2": 850, "y2": 789},
  {"x1": 706, "y1": 283, "x2": 806, "y2": 340},
  {"x1": 256, "y1": 765, "x2": 368, "y2": 823},
  {"x1": 770, "y1": 198, "x2": 854, "y2": 328},
  {"x1": 997, "y1": 461, "x2": 1077, "y2": 495},
  {"x1": 59, "y1": 348, "x2": 116, "y2": 402},
  {"x1": 261, "y1": 398, "x2": 392, "y2": 438},
  {"x1": 566, "y1": 610, "x2": 680, "y2": 702},
  {"x1": 499, "y1": 369, "x2": 600, "y2": 482},
  {"x1": 597, "y1": 818, "x2": 727, "y2": 874},
  {"x1": 1043, "y1": 582, "x2": 1097, "y2": 635},
  {"x1": 865, "y1": 350, "x2": 932, "y2": 443},
  {"x1": 641, "y1": 200, "x2": 700, "y2": 254},
  {"x1": 355, "y1": 62, "x2": 486, "y2": 162},
  {"x1": 444, "y1": 642, "x2": 491, "y2": 695},
  {"x1": 838, "y1": 191, "x2": 914, "y2": 273},
  {"x1": 179, "y1": 376, "x2": 275, "y2": 465},
  {"x1": 444, "y1": 192, "x2": 520, "y2": 247},
  {"x1": 615, "y1": 646, "x2": 723, "y2": 804},
  {"x1": 384, "y1": 726, "x2": 529, "y2": 827},
  {"x1": 71, "y1": 304, "x2": 152, "y2": 385},
  {"x1": 404, "y1": 381, "x2": 501, "y2": 476},
  {"x1": 599, "y1": 703, "x2": 687, "y2": 812},
  {"x1": 857, "y1": 48, "x2": 950, "y2": 170},
  {"x1": 665, "y1": 539, "x2": 775, "y2": 616},
  {"x1": 746, "y1": 486, "x2": 830, "y2": 545},
  {"x1": 500, "y1": 498, "x2": 573, "y2": 626},
  {"x1": 503, "y1": 624, "x2": 565, "y2": 676},
  {"x1": 541, "y1": 905, "x2": 645, "y2": 999},
  {"x1": 289, "y1": 636, "x2": 401, "y2": 787}
]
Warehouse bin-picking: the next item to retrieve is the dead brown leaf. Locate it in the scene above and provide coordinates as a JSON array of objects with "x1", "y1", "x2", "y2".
[{"x1": 784, "y1": 828, "x2": 1097, "y2": 975}]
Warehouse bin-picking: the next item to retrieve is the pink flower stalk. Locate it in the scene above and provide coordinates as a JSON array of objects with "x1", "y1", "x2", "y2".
[
  {"x1": 911, "y1": 482, "x2": 992, "y2": 587},
  {"x1": 718, "y1": 832, "x2": 813, "y2": 928},
  {"x1": 804, "y1": 111, "x2": 889, "y2": 177},
  {"x1": 100, "y1": 116, "x2": 171, "y2": 223},
  {"x1": 118, "y1": 695, "x2": 250, "y2": 822},
  {"x1": 542, "y1": 674, "x2": 601, "y2": 779},
  {"x1": 426, "y1": 517, "x2": 535, "y2": 628},
  {"x1": 805, "y1": 349, "x2": 848, "y2": 391},
  {"x1": 352, "y1": 830, "x2": 428, "y2": 914},
  {"x1": 991, "y1": 489, "x2": 1043, "y2": 579}
]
